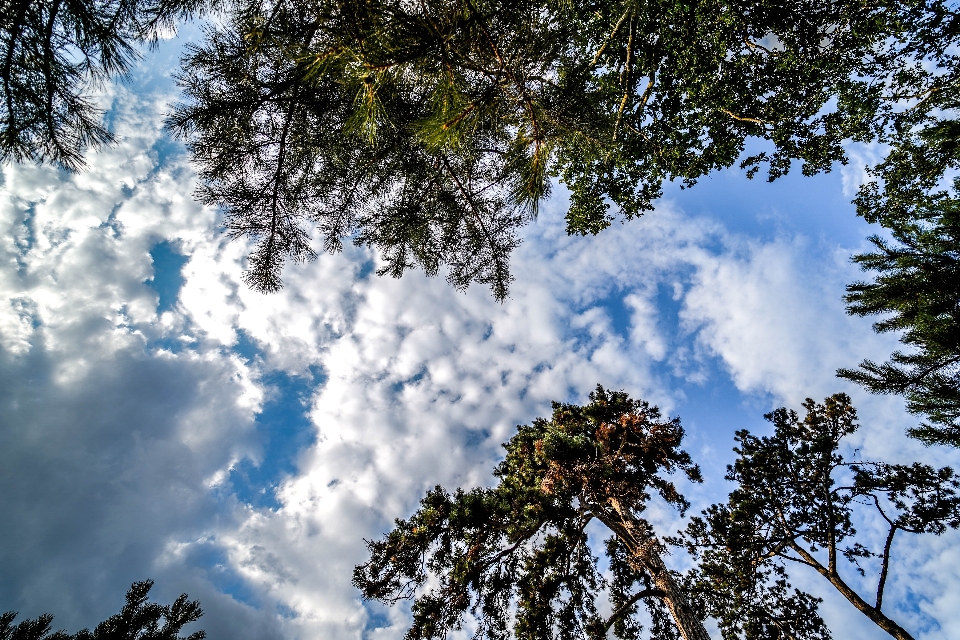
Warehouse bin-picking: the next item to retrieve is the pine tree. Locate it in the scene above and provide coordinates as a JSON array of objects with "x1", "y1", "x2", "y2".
[
  {"x1": 354, "y1": 387, "x2": 836, "y2": 640},
  {"x1": 0, "y1": 0, "x2": 205, "y2": 170},
  {"x1": 680, "y1": 394, "x2": 960, "y2": 640},
  {"x1": 357, "y1": 390, "x2": 960, "y2": 640},
  {"x1": 840, "y1": 121, "x2": 960, "y2": 447},
  {"x1": 0, "y1": 581, "x2": 205, "y2": 640},
  {"x1": 354, "y1": 386, "x2": 708, "y2": 640},
  {"x1": 170, "y1": 0, "x2": 958, "y2": 295}
]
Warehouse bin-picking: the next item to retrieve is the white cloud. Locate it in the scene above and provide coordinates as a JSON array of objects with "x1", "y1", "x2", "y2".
[
  {"x1": 680, "y1": 233, "x2": 877, "y2": 402},
  {"x1": 840, "y1": 142, "x2": 887, "y2": 197},
  {"x1": 0, "y1": 84, "x2": 278, "y2": 640}
]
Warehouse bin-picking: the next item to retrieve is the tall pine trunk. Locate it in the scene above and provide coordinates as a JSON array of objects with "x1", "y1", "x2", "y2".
[{"x1": 596, "y1": 499, "x2": 712, "y2": 640}]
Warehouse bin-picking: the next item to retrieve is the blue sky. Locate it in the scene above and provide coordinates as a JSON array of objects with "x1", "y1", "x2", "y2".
[{"x1": 0, "y1": 26, "x2": 958, "y2": 640}]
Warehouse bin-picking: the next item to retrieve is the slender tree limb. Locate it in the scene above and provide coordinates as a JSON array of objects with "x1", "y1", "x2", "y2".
[
  {"x1": 876, "y1": 524, "x2": 897, "y2": 610},
  {"x1": 601, "y1": 588, "x2": 666, "y2": 633},
  {"x1": 719, "y1": 108, "x2": 768, "y2": 125},
  {"x1": 790, "y1": 543, "x2": 915, "y2": 640},
  {"x1": 591, "y1": 7, "x2": 632, "y2": 66}
]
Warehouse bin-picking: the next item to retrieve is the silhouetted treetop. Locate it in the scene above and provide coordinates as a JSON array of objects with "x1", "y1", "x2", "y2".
[
  {"x1": 1, "y1": 581, "x2": 205, "y2": 640},
  {"x1": 680, "y1": 394, "x2": 960, "y2": 640}
]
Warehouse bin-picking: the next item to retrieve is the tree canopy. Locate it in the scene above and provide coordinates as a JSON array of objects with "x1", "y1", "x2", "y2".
[
  {"x1": 5, "y1": 0, "x2": 959, "y2": 434},
  {"x1": 163, "y1": 0, "x2": 960, "y2": 439},
  {"x1": 680, "y1": 394, "x2": 960, "y2": 640},
  {"x1": 168, "y1": 0, "x2": 959, "y2": 295},
  {"x1": 3, "y1": 0, "x2": 958, "y2": 290},
  {"x1": 1, "y1": 581, "x2": 205, "y2": 640},
  {"x1": 358, "y1": 389, "x2": 960, "y2": 640}
]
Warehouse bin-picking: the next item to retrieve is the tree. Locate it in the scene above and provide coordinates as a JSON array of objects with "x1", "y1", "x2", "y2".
[
  {"x1": 170, "y1": 0, "x2": 958, "y2": 295},
  {"x1": 0, "y1": 0, "x2": 204, "y2": 170},
  {"x1": 354, "y1": 386, "x2": 833, "y2": 640},
  {"x1": 839, "y1": 120, "x2": 960, "y2": 447},
  {"x1": 0, "y1": 580, "x2": 205, "y2": 640},
  {"x1": 680, "y1": 394, "x2": 960, "y2": 640},
  {"x1": 357, "y1": 390, "x2": 960, "y2": 640}
]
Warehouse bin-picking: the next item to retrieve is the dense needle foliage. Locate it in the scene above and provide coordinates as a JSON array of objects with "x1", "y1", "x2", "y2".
[
  {"x1": 169, "y1": 0, "x2": 959, "y2": 295},
  {"x1": 354, "y1": 386, "x2": 709, "y2": 640},
  {"x1": 0, "y1": 581, "x2": 205, "y2": 640},
  {"x1": 841, "y1": 121, "x2": 960, "y2": 446},
  {"x1": 681, "y1": 394, "x2": 960, "y2": 640},
  {"x1": 0, "y1": 0, "x2": 205, "y2": 170}
]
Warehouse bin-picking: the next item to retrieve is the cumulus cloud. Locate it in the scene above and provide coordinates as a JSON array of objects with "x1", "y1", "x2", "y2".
[
  {"x1": 840, "y1": 142, "x2": 888, "y2": 198},
  {"x1": 0, "y1": 49, "x2": 956, "y2": 640},
  {"x1": 0, "y1": 84, "x2": 279, "y2": 640},
  {"x1": 196, "y1": 204, "x2": 954, "y2": 638}
]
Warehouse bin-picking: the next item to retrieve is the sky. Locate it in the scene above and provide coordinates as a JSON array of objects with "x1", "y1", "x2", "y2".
[{"x1": 1, "y1": 26, "x2": 958, "y2": 640}]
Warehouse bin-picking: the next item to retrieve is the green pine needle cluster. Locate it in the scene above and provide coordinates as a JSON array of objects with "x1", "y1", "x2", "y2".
[
  {"x1": 169, "y1": 0, "x2": 956, "y2": 298},
  {"x1": 1, "y1": 581, "x2": 204, "y2": 640},
  {"x1": 843, "y1": 117, "x2": 960, "y2": 446},
  {"x1": 0, "y1": 0, "x2": 205, "y2": 171}
]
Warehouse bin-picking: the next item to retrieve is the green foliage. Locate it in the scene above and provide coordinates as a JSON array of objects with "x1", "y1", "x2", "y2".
[
  {"x1": 171, "y1": 0, "x2": 958, "y2": 296},
  {"x1": 680, "y1": 394, "x2": 960, "y2": 640},
  {"x1": 359, "y1": 391, "x2": 960, "y2": 640},
  {"x1": 0, "y1": 0, "x2": 206, "y2": 171},
  {"x1": 0, "y1": 581, "x2": 205, "y2": 640},
  {"x1": 833, "y1": 7, "x2": 960, "y2": 446},
  {"x1": 841, "y1": 123, "x2": 960, "y2": 446},
  {"x1": 354, "y1": 386, "x2": 702, "y2": 640}
]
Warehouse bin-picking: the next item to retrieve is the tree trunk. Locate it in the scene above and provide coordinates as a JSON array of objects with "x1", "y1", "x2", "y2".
[{"x1": 596, "y1": 499, "x2": 712, "y2": 640}]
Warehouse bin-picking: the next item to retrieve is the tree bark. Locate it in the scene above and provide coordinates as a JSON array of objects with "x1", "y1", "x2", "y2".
[
  {"x1": 792, "y1": 545, "x2": 915, "y2": 640},
  {"x1": 596, "y1": 499, "x2": 712, "y2": 640}
]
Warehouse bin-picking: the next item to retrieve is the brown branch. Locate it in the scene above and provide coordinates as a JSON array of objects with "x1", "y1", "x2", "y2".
[
  {"x1": 778, "y1": 550, "x2": 820, "y2": 569},
  {"x1": 602, "y1": 588, "x2": 666, "y2": 633},
  {"x1": 876, "y1": 524, "x2": 896, "y2": 611},
  {"x1": 637, "y1": 70, "x2": 656, "y2": 111},
  {"x1": 464, "y1": 0, "x2": 543, "y2": 165},
  {"x1": 881, "y1": 86, "x2": 939, "y2": 103},
  {"x1": 825, "y1": 482, "x2": 838, "y2": 576},
  {"x1": 592, "y1": 500, "x2": 711, "y2": 640},
  {"x1": 720, "y1": 108, "x2": 767, "y2": 125},
  {"x1": 264, "y1": 92, "x2": 297, "y2": 265},
  {"x1": 439, "y1": 154, "x2": 502, "y2": 264},
  {"x1": 591, "y1": 7, "x2": 631, "y2": 66},
  {"x1": 442, "y1": 103, "x2": 476, "y2": 131},
  {"x1": 477, "y1": 527, "x2": 539, "y2": 572},
  {"x1": 3, "y1": 0, "x2": 31, "y2": 143},
  {"x1": 861, "y1": 491, "x2": 897, "y2": 528},
  {"x1": 899, "y1": 355, "x2": 960, "y2": 390},
  {"x1": 743, "y1": 38, "x2": 773, "y2": 54},
  {"x1": 790, "y1": 543, "x2": 915, "y2": 640},
  {"x1": 613, "y1": 13, "x2": 634, "y2": 141}
]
